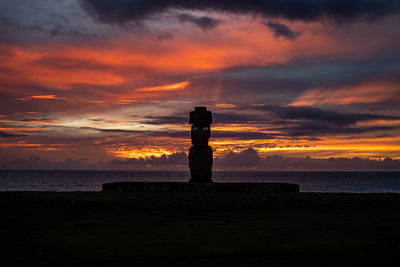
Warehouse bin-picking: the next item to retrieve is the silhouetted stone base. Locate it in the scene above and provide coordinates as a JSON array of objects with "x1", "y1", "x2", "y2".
[{"x1": 102, "y1": 182, "x2": 299, "y2": 193}]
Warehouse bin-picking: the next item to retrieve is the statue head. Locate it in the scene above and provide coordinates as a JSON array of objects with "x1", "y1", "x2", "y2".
[{"x1": 189, "y1": 106, "x2": 212, "y2": 146}]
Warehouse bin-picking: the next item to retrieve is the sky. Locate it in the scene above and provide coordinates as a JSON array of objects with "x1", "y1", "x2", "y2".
[{"x1": 0, "y1": 0, "x2": 400, "y2": 170}]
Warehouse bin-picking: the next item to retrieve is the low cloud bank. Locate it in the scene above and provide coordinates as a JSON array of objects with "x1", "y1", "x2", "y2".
[{"x1": 2, "y1": 150, "x2": 400, "y2": 171}]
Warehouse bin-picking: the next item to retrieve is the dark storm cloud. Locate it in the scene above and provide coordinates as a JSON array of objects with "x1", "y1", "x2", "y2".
[
  {"x1": 148, "y1": 131, "x2": 188, "y2": 138},
  {"x1": 143, "y1": 113, "x2": 266, "y2": 125},
  {"x1": 214, "y1": 113, "x2": 266, "y2": 124},
  {"x1": 0, "y1": 131, "x2": 25, "y2": 138},
  {"x1": 264, "y1": 21, "x2": 300, "y2": 40},
  {"x1": 239, "y1": 105, "x2": 400, "y2": 138},
  {"x1": 213, "y1": 131, "x2": 275, "y2": 140},
  {"x1": 177, "y1": 13, "x2": 221, "y2": 30},
  {"x1": 81, "y1": 127, "x2": 141, "y2": 134},
  {"x1": 278, "y1": 123, "x2": 398, "y2": 137},
  {"x1": 81, "y1": 0, "x2": 400, "y2": 24},
  {"x1": 189, "y1": 53, "x2": 400, "y2": 104},
  {"x1": 260, "y1": 105, "x2": 399, "y2": 126},
  {"x1": 80, "y1": 126, "x2": 273, "y2": 140},
  {"x1": 143, "y1": 115, "x2": 188, "y2": 125},
  {"x1": 0, "y1": 1, "x2": 109, "y2": 44},
  {"x1": 144, "y1": 129, "x2": 274, "y2": 140},
  {"x1": 137, "y1": 107, "x2": 400, "y2": 139},
  {"x1": 81, "y1": 126, "x2": 189, "y2": 138}
]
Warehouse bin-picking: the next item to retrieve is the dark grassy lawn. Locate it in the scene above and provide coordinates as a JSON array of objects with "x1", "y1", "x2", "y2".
[{"x1": 0, "y1": 192, "x2": 400, "y2": 266}]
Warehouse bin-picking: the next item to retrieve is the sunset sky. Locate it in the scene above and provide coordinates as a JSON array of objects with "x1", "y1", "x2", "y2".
[{"x1": 1, "y1": 0, "x2": 400, "y2": 169}]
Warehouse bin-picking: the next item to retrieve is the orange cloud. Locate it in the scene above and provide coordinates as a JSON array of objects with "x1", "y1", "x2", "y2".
[
  {"x1": 137, "y1": 81, "x2": 190, "y2": 92},
  {"x1": 116, "y1": 99, "x2": 141, "y2": 104},
  {"x1": 0, "y1": 141, "x2": 64, "y2": 150},
  {"x1": 291, "y1": 81, "x2": 400, "y2": 106},
  {"x1": 0, "y1": 119, "x2": 56, "y2": 123},
  {"x1": 0, "y1": 127, "x2": 48, "y2": 130},
  {"x1": 87, "y1": 100, "x2": 106, "y2": 104},
  {"x1": 354, "y1": 119, "x2": 400, "y2": 127},
  {"x1": 111, "y1": 147, "x2": 174, "y2": 158},
  {"x1": 0, "y1": 18, "x2": 393, "y2": 106},
  {"x1": 17, "y1": 95, "x2": 66, "y2": 100},
  {"x1": 216, "y1": 104, "x2": 236, "y2": 108},
  {"x1": 30, "y1": 95, "x2": 66, "y2": 99}
]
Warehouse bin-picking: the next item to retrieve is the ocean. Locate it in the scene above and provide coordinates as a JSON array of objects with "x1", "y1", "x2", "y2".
[{"x1": 0, "y1": 170, "x2": 399, "y2": 193}]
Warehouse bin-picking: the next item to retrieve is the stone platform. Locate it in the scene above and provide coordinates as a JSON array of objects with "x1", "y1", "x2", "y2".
[{"x1": 102, "y1": 182, "x2": 300, "y2": 193}]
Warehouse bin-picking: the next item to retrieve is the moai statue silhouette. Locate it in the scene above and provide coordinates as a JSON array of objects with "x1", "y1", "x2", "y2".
[{"x1": 189, "y1": 107, "x2": 213, "y2": 183}]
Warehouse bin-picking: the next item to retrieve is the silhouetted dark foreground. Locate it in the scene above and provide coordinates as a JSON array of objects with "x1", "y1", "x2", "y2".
[{"x1": 1, "y1": 192, "x2": 400, "y2": 266}]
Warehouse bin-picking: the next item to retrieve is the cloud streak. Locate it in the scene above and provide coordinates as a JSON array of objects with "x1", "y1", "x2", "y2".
[
  {"x1": 177, "y1": 13, "x2": 221, "y2": 30},
  {"x1": 81, "y1": 0, "x2": 400, "y2": 24},
  {"x1": 264, "y1": 21, "x2": 300, "y2": 40},
  {"x1": 16, "y1": 95, "x2": 66, "y2": 101},
  {"x1": 291, "y1": 81, "x2": 400, "y2": 106},
  {"x1": 260, "y1": 105, "x2": 399, "y2": 126},
  {"x1": 137, "y1": 81, "x2": 190, "y2": 92},
  {"x1": 0, "y1": 131, "x2": 25, "y2": 138}
]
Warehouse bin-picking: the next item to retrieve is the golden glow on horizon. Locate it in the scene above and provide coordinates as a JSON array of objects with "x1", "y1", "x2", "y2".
[
  {"x1": 1, "y1": 131, "x2": 399, "y2": 160},
  {"x1": 111, "y1": 147, "x2": 174, "y2": 158},
  {"x1": 104, "y1": 140, "x2": 400, "y2": 160}
]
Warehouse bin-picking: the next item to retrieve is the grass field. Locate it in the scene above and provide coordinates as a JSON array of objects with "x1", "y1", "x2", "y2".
[{"x1": 1, "y1": 192, "x2": 400, "y2": 266}]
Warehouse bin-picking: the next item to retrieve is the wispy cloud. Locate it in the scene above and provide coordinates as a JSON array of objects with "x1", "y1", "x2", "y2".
[
  {"x1": 264, "y1": 21, "x2": 300, "y2": 40},
  {"x1": 0, "y1": 119, "x2": 56, "y2": 124},
  {"x1": 216, "y1": 104, "x2": 236, "y2": 109},
  {"x1": 16, "y1": 95, "x2": 66, "y2": 101},
  {"x1": 177, "y1": 13, "x2": 221, "y2": 31},
  {"x1": 81, "y1": 0, "x2": 400, "y2": 24},
  {"x1": 291, "y1": 81, "x2": 400, "y2": 106},
  {"x1": 137, "y1": 81, "x2": 190, "y2": 92}
]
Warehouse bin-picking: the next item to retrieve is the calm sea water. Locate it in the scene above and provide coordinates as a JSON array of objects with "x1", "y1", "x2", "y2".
[{"x1": 0, "y1": 170, "x2": 399, "y2": 192}]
